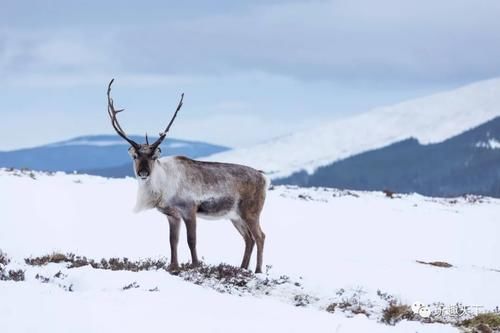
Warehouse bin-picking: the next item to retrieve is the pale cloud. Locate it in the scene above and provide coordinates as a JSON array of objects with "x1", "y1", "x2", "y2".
[
  {"x1": 2, "y1": 0, "x2": 500, "y2": 84},
  {"x1": 102, "y1": 0, "x2": 500, "y2": 83},
  {"x1": 0, "y1": 0, "x2": 499, "y2": 150},
  {"x1": 3, "y1": 73, "x2": 204, "y2": 88},
  {"x1": 33, "y1": 39, "x2": 105, "y2": 69}
]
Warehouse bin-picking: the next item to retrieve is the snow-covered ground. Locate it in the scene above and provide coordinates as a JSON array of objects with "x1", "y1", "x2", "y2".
[
  {"x1": 206, "y1": 78, "x2": 500, "y2": 178},
  {"x1": 1, "y1": 169, "x2": 499, "y2": 332}
]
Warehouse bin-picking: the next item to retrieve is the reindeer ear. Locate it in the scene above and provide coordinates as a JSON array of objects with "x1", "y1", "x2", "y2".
[
  {"x1": 128, "y1": 146, "x2": 137, "y2": 158},
  {"x1": 153, "y1": 147, "x2": 161, "y2": 159}
]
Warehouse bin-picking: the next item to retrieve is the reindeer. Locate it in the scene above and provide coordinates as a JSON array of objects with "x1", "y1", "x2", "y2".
[{"x1": 106, "y1": 79, "x2": 268, "y2": 273}]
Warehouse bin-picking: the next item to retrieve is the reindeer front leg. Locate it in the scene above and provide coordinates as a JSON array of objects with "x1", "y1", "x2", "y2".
[
  {"x1": 156, "y1": 206, "x2": 180, "y2": 271},
  {"x1": 159, "y1": 207, "x2": 182, "y2": 271},
  {"x1": 166, "y1": 215, "x2": 181, "y2": 270}
]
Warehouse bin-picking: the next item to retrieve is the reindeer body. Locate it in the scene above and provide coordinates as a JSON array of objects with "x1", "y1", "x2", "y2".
[{"x1": 133, "y1": 155, "x2": 268, "y2": 273}]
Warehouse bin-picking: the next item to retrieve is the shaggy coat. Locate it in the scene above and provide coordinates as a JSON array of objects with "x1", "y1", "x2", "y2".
[{"x1": 132, "y1": 151, "x2": 268, "y2": 273}]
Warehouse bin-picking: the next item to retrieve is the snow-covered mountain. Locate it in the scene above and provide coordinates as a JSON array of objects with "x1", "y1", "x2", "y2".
[
  {"x1": 276, "y1": 116, "x2": 500, "y2": 197},
  {"x1": 206, "y1": 78, "x2": 500, "y2": 178}
]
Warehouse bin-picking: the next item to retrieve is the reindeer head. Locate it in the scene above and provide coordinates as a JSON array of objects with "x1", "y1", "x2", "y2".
[{"x1": 106, "y1": 79, "x2": 184, "y2": 180}]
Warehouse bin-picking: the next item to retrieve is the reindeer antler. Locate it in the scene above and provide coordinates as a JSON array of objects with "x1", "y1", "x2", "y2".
[
  {"x1": 107, "y1": 79, "x2": 140, "y2": 149},
  {"x1": 151, "y1": 93, "x2": 184, "y2": 148}
]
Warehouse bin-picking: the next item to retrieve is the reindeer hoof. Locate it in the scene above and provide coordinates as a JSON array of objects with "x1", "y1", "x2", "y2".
[
  {"x1": 190, "y1": 260, "x2": 201, "y2": 268},
  {"x1": 167, "y1": 264, "x2": 180, "y2": 272}
]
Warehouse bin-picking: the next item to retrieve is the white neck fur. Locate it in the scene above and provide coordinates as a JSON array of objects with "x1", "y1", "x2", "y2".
[{"x1": 133, "y1": 159, "x2": 170, "y2": 212}]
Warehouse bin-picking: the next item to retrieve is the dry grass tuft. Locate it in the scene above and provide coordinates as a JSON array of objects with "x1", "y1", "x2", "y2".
[
  {"x1": 326, "y1": 288, "x2": 373, "y2": 317},
  {"x1": 123, "y1": 282, "x2": 140, "y2": 290},
  {"x1": 171, "y1": 262, "x2": 295, "y2": 297},
  {"x1": 0, "y1": 251, "x2": 10, "y2": 267},
  {"x1": 381, "y1": 302, "x2": 414, "y2": 325},
  {"x1": 2, "y1": 269, "x2": 25, "y2": 282},
  {"x1": 293, "y1": 293, "x2": 318, "y2": 307},
  {"x1": 25, "y1": 253, "x2": 168, "y2": 272},
  {"x1": 383, "y1": 189, "x2": 396, "y2": 198},
  {"x1": 173, "y1": 262, "x2": 255, "y2": 288},
  {"x1": 416, "y1": 260, "x2": 453, "y2": 268},
  {"x1": 462, "y1": 313, "x2": 500, "y2": 331},
  {"x1": 0, "y1": 250, "x2": 25, "y2": 282}
]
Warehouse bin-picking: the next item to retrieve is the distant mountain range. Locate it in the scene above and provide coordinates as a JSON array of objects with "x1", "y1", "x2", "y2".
[
  {"x1": 0, "y1": 135, "x2": 229, "y2": 177},
  {"x1": 3, "y1": 78, "x2": 500, "y2": 197},
  {"x1": 275, "y1": 116, "x2": 500, "y2": 197}
]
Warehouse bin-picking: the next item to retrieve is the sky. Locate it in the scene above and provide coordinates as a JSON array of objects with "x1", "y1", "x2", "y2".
[{"x1": 1, "y1": 0, "x2": 500, "y2": 150}]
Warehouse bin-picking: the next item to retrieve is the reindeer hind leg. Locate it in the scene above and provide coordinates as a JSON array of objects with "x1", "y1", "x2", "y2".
[
  {"x1": 231, "y1": 219, "x2": 255, "y2": 270},
  {"x1": 246, "y1": 220, "x2": 265, "y2": 274},
  {"x1": 183, "y1": 210, "x2": 200, "y2": 267}
]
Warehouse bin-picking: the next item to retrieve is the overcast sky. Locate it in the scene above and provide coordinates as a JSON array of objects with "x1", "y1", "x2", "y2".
[{"x1": 1, "y1": 0, "x2": 500, "y2": 150}]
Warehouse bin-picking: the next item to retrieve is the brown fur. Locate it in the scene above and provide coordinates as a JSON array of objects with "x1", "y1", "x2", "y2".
[{"x1": 134, "y1": 153, "x2": 268, "y2": 273}]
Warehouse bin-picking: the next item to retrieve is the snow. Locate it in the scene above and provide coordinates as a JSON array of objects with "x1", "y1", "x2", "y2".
[
  {"x1": 476, "y1": 138, "x2": 500, "y2": 149},
  {"x1": 0, "y1": 282, "x2": 455, "y2": 333},
  {"x1": 206, "y1": 78, "x2": 500, "y2": 178},
  {"x1": 1, "y1": 169, "x2": 498, "y2": 332},
  {"x1": 168, "y1": 142, "x2": 189, "y2": 148}
]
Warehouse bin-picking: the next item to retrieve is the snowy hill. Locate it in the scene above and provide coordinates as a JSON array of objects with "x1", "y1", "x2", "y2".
[
  {"x1": 0, "y1": 135, "x2": 229, "y2": 176},
  {"x1": 1, "y1": 169, "x2": 499, "y2": 332},
  {"x1": 206, "y1": 78, "x2": 500, "y2": 178},
  {"x1": 276, "y1": 116, "x2": 500, "y2": 197}
]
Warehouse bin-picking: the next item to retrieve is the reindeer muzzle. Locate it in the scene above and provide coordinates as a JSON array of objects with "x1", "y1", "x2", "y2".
[{"x1": 138, "y1": 170, "x2": 150, "y2": 179}]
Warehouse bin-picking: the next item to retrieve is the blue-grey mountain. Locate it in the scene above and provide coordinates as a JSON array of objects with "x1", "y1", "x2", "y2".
[
  {"x1": 275, "y1": 117, "x2": 500, "y2": 197},
  {"x1": 0, "y1": 135, "x2": 229, "y2": 177}
]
